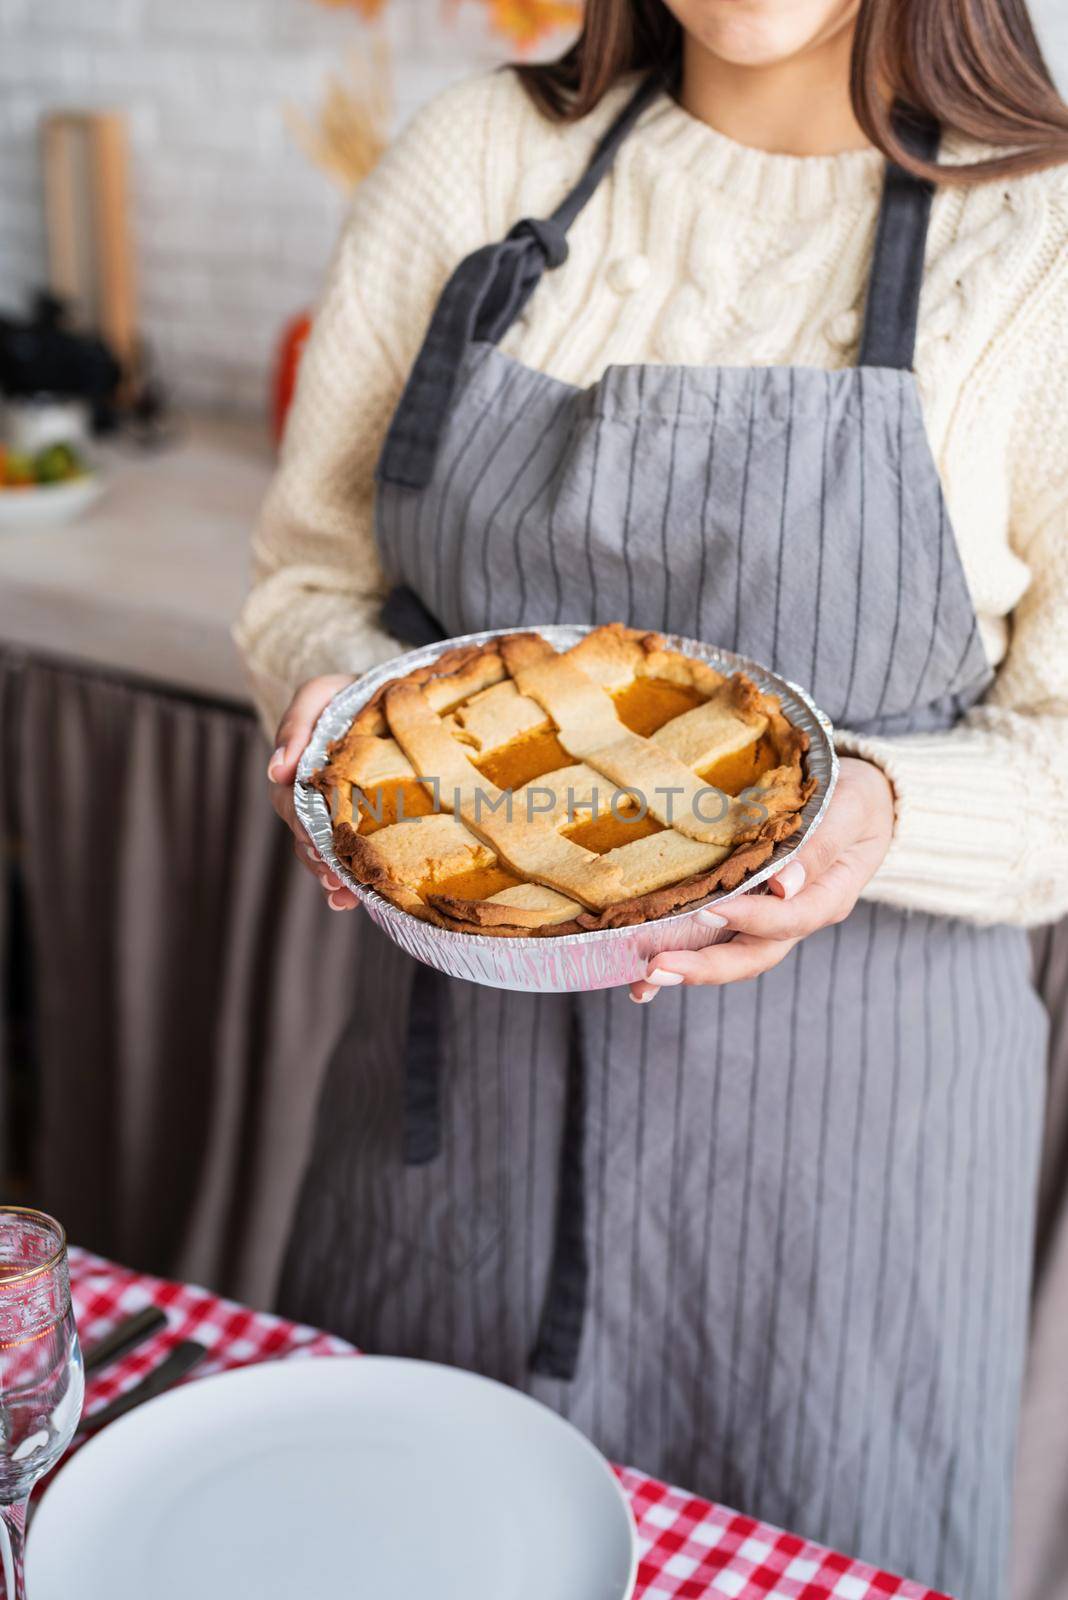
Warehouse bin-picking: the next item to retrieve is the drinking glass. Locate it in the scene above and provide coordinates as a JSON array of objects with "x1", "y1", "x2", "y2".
[{"x1": 0, "y1": 1209, "x2": 83, "y2": 1600}]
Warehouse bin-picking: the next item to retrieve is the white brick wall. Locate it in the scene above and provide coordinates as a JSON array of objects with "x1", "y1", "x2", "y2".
[
  {"x1": 1036, "y1": 0, "x2": 1068, "y2": 90},
  {"x1": 0, "y1": 0, "x2": 528, "y2": 416},
  {"x1": 0, "y1": 0, "x2": 1065, "y2": 418}
]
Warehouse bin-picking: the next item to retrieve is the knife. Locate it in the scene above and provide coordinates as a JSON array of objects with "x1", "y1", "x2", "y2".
[
  {"x1": 80, "y1": 1340, "x2": 208, "y2": 1433},
  {"x1": 83, "y1": 1306, "x2": 168, "y2": 1377}
]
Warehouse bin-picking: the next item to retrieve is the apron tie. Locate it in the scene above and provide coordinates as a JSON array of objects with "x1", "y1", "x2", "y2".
[
  {"x1": 511, "y1": 216, "x2": 568, "y2": 268},
  {"x1": 375, "y1": 229, "x2": 553, "y2": 491},
  {"x1": 469, "y1": 217, "x2": 571, "y2": 347},
  {"x1": 529, "y1": 1004, "x2": 588, "y2": 1381},
  {"x1": 403, "y1": 963, "x2": 444, "y2": 1165},
  {"x1": 388, "y1": 592, "x2": 449, "y2": 1169},
  {"x1": 379, "y1": 585, "x2": 447, "y2": 649}
]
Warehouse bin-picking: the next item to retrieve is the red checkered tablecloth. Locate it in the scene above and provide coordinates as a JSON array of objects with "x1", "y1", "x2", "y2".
[{"x1": 65, "y1": 1248, "x2": 951, "y2": 1600}]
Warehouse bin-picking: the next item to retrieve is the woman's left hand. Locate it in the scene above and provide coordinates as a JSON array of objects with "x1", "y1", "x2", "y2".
[{"x1": 629, "y1": 757, "x2": 896, "y2": 1002}]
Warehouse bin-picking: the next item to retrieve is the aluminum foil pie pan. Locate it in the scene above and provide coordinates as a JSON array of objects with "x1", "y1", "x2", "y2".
[{"x1": 295, "y1": 625, "x2": 838, "y2": 994}]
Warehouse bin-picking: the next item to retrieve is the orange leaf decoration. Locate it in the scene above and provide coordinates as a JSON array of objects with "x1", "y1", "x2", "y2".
[
  {"x1": 484, "y1": 0, "x2": 582, "y2": 49},
  {"x1": 312, "y1": 0, "x2": 389, "y2": 14},
  {"x1": 308, "y1": 0, "x2": 582, "y2": 47}
]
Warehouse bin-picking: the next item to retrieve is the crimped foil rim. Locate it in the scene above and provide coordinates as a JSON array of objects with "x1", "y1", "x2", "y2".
[{"x1": 295, "y1": 626, "x2": 838, "y2": 965}]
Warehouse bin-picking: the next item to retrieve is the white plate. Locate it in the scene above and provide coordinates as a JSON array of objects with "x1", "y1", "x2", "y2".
[
  {"x1": 27, "y1": 1357, "x2": 637, "y2": 1600},
  {"x1": 0, "y1": 473, "x2": 105, "y2": 529}
]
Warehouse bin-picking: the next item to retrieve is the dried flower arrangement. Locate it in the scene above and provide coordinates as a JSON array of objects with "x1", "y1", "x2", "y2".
[
  {"x1": 285, "y1": 36, "x2": 393, "y2": 190},
  {"x1": 292, "y1": 0, "x2": 580, "y2": 189}
]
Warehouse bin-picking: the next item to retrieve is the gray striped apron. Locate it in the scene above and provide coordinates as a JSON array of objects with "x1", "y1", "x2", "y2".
[{"x1": 279, "y1": 79, "x2": 1047, "y2": 1597}]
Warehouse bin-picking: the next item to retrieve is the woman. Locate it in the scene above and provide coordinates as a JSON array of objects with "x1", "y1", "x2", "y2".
[{"x1": 236, "y1": 2, "x2": 1068, "y2": 1593}]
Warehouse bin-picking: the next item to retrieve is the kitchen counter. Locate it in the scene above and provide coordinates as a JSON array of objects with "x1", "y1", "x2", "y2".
[
  {"x1": 0, "y1": 416, "x2": 273, "y2": 703},
  {"x1": 0, "y1": 412, "x2": 362, "y2": 1320}
]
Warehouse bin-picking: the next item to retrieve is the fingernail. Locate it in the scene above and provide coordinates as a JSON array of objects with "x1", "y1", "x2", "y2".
[
  {"x1": 696, "y1": 909, "x2": 728, "y2": 928},
  {"x1": 646, "y1": 968, "x2": 684, "y2": 986},
  {"x1": 774, "y1": 861, "x2": 806, "y2": 899},
  {"x1": 327, "y1": 892, "x2": 349, "y2": 911},
  {"x1": 268, "y1": 745, "x2": 287, "y2": 781},
  {"x1": 630, "y1": 990, "x2": 657, "y2": 1004}
]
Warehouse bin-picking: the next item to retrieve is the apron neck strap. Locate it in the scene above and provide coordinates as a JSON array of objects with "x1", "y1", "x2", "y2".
[
  {"x1": 474, "y1": 70, "x2": 666, "y2": 348},
  {"x1": 378, "y1": 72, "x2": 664, "y2": 491},
  {"x1": 548, "y1": 72, "x2": 667, "y2": 234},
  {"x1": 857, "y1": 106, "x2": 942, "y2": 371}
]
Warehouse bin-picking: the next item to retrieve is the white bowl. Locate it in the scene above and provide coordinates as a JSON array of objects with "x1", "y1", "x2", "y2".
[{"x1": 0, "y1": 473, "x2": 105, "y2": 530}]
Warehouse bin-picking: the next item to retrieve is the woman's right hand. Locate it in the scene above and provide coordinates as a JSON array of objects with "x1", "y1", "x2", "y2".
[{"x1": 267, "y1": 674, "x2": 360, "y2": 910}]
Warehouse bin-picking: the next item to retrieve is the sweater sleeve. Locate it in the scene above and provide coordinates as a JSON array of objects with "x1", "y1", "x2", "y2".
[
  {"x1": 232, "y1": 77, "x2": 494, "y2": 737},
  {"x1": 836, "y1": 265, "x2": 1068, "y2": 929}
]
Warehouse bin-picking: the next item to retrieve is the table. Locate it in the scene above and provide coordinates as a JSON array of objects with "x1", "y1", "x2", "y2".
[
  {"x1": 0, "y1": 418, "x2": 268, "y2": 702},
  {"x1": 63, "y1": 1248, "x2": 951, "y2": 1600}
]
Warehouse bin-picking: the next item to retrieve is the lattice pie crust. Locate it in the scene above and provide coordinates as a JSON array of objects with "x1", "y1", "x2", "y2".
[{"x1": 313, "y1": 626, "x2": 815, "y2": 937}]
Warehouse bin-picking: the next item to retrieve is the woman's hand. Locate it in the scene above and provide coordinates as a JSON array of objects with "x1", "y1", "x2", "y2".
[
  {"x1": 267, "y1": 674, "x2": 361, "y2": 910},
  {"x1": 629, "y1": 757, "x2": 896, "y2": 1002}
]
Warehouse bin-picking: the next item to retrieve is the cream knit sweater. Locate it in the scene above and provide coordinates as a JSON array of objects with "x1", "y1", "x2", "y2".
[{"x1": 235, "y1": 69, "x2": 1068, "y2": 928}]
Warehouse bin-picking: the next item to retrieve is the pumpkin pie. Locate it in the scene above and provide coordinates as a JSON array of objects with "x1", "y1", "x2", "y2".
[{"x1": 313, "y1": 625, "x2": 816, "y2": 936}]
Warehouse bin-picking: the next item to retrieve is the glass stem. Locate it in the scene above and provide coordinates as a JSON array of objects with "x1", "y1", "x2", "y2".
[{"x1": 0, "y1": 1499, "x2": 27, "y2": 1600}]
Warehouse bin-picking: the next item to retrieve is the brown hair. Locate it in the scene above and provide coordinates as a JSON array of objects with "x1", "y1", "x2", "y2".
[{"x1": 515, "y1": 0, "x2": 1068, "y2": 184}]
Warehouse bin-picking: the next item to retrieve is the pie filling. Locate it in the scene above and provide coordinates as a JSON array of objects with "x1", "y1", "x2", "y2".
[
  {"x1": 697, "y1": 733, "x2": 778, "y2": 795},
  {"x1": 564, "y1": 809, "x2": 665, "y2": 854},
  {"x1": 354, "y1": 725, "x2": 779, "y2": 873},
  {"x1": 560, "y1": 735, "x2": 778, "y2": 856},
  {"x1": 476, "y1": 679, "x2": 710, "y2": 786},
  {"x1": 423, "y1": 863, "x2": 523, "y2": 901},
  {"x1": 474, "y1": 727, "x2": 571, "y2": 789},
  {"x1": 611, "y1": 677, "x2": 706, "y2": 735},
  {"x1": 354, "y1": 707, "x2": 778, "y2": 872},
  {"x1": 358, "y1": 779, "x2": 438, "y2": 833},
  {"x1": 324, "y1": 627, "x2": 813, "y2": 934},
  {"x1": 356, "y1": 680, "x2": 718, "y2": 841}
]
